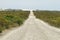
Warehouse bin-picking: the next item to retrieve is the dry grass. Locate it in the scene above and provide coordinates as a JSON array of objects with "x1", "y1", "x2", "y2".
[
  {"x1": 0, "y1": 10, "x2": 30, "y2": 33},
  {"x1": 34, "y1": 10, "x2": 60, "y2": 28}
]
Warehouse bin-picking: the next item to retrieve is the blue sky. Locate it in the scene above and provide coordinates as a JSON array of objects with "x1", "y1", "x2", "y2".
[{"x1": 0, "y1": 0, "x2": 60, "y2": 10}]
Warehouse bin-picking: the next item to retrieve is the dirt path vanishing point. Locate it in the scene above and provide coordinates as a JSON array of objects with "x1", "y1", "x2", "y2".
[{"x1": 1, "y1": 10, "x2": 60, "y2": 40}]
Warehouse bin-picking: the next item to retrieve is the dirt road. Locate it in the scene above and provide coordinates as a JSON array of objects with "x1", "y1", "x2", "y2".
[{"x1": 1, "y1": 10, "x2": 60, "y2": 40}]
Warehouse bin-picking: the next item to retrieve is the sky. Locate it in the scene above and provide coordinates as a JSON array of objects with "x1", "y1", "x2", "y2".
[{"x1": 0, "y1": 0, "x2": 60, "y2": 10}]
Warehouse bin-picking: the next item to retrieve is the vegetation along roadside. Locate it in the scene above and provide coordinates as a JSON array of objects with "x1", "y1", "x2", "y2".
[
  {"x1": 34, "y1": 10, "x2": 60, "y2": 28},
  {"x1": 0, "y1": 10, "x2": 30, "y2": 33}
]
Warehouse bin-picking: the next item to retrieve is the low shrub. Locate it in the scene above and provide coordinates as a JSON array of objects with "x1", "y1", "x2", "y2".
[
  {"x1": 34, "y1": 10, "x2": 60, "y2": 28},
  {"x1": 0, "y1": 10, "x2": 30, "y2": 33}
]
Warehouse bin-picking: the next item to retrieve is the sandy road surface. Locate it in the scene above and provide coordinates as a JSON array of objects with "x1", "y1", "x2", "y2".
[{"x1": 1, "y1": 10, "x2": 60, "y2": 40}]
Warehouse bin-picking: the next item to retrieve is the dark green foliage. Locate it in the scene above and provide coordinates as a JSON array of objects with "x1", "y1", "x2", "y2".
[
  {"x1": 34, "y1": 10, "x2": 60, "y2": 28},
  {"x1": 0, "y1": 10, "x2": 30, "y2": 33}
]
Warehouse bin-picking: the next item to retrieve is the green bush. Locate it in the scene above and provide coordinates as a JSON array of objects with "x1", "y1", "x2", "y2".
[
  {"x1": 0, "y1": 10, "x2": 30, "y2": 33},
  {"x1": 34, "y1": 11, "x2": 60, "y2": 28}
]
